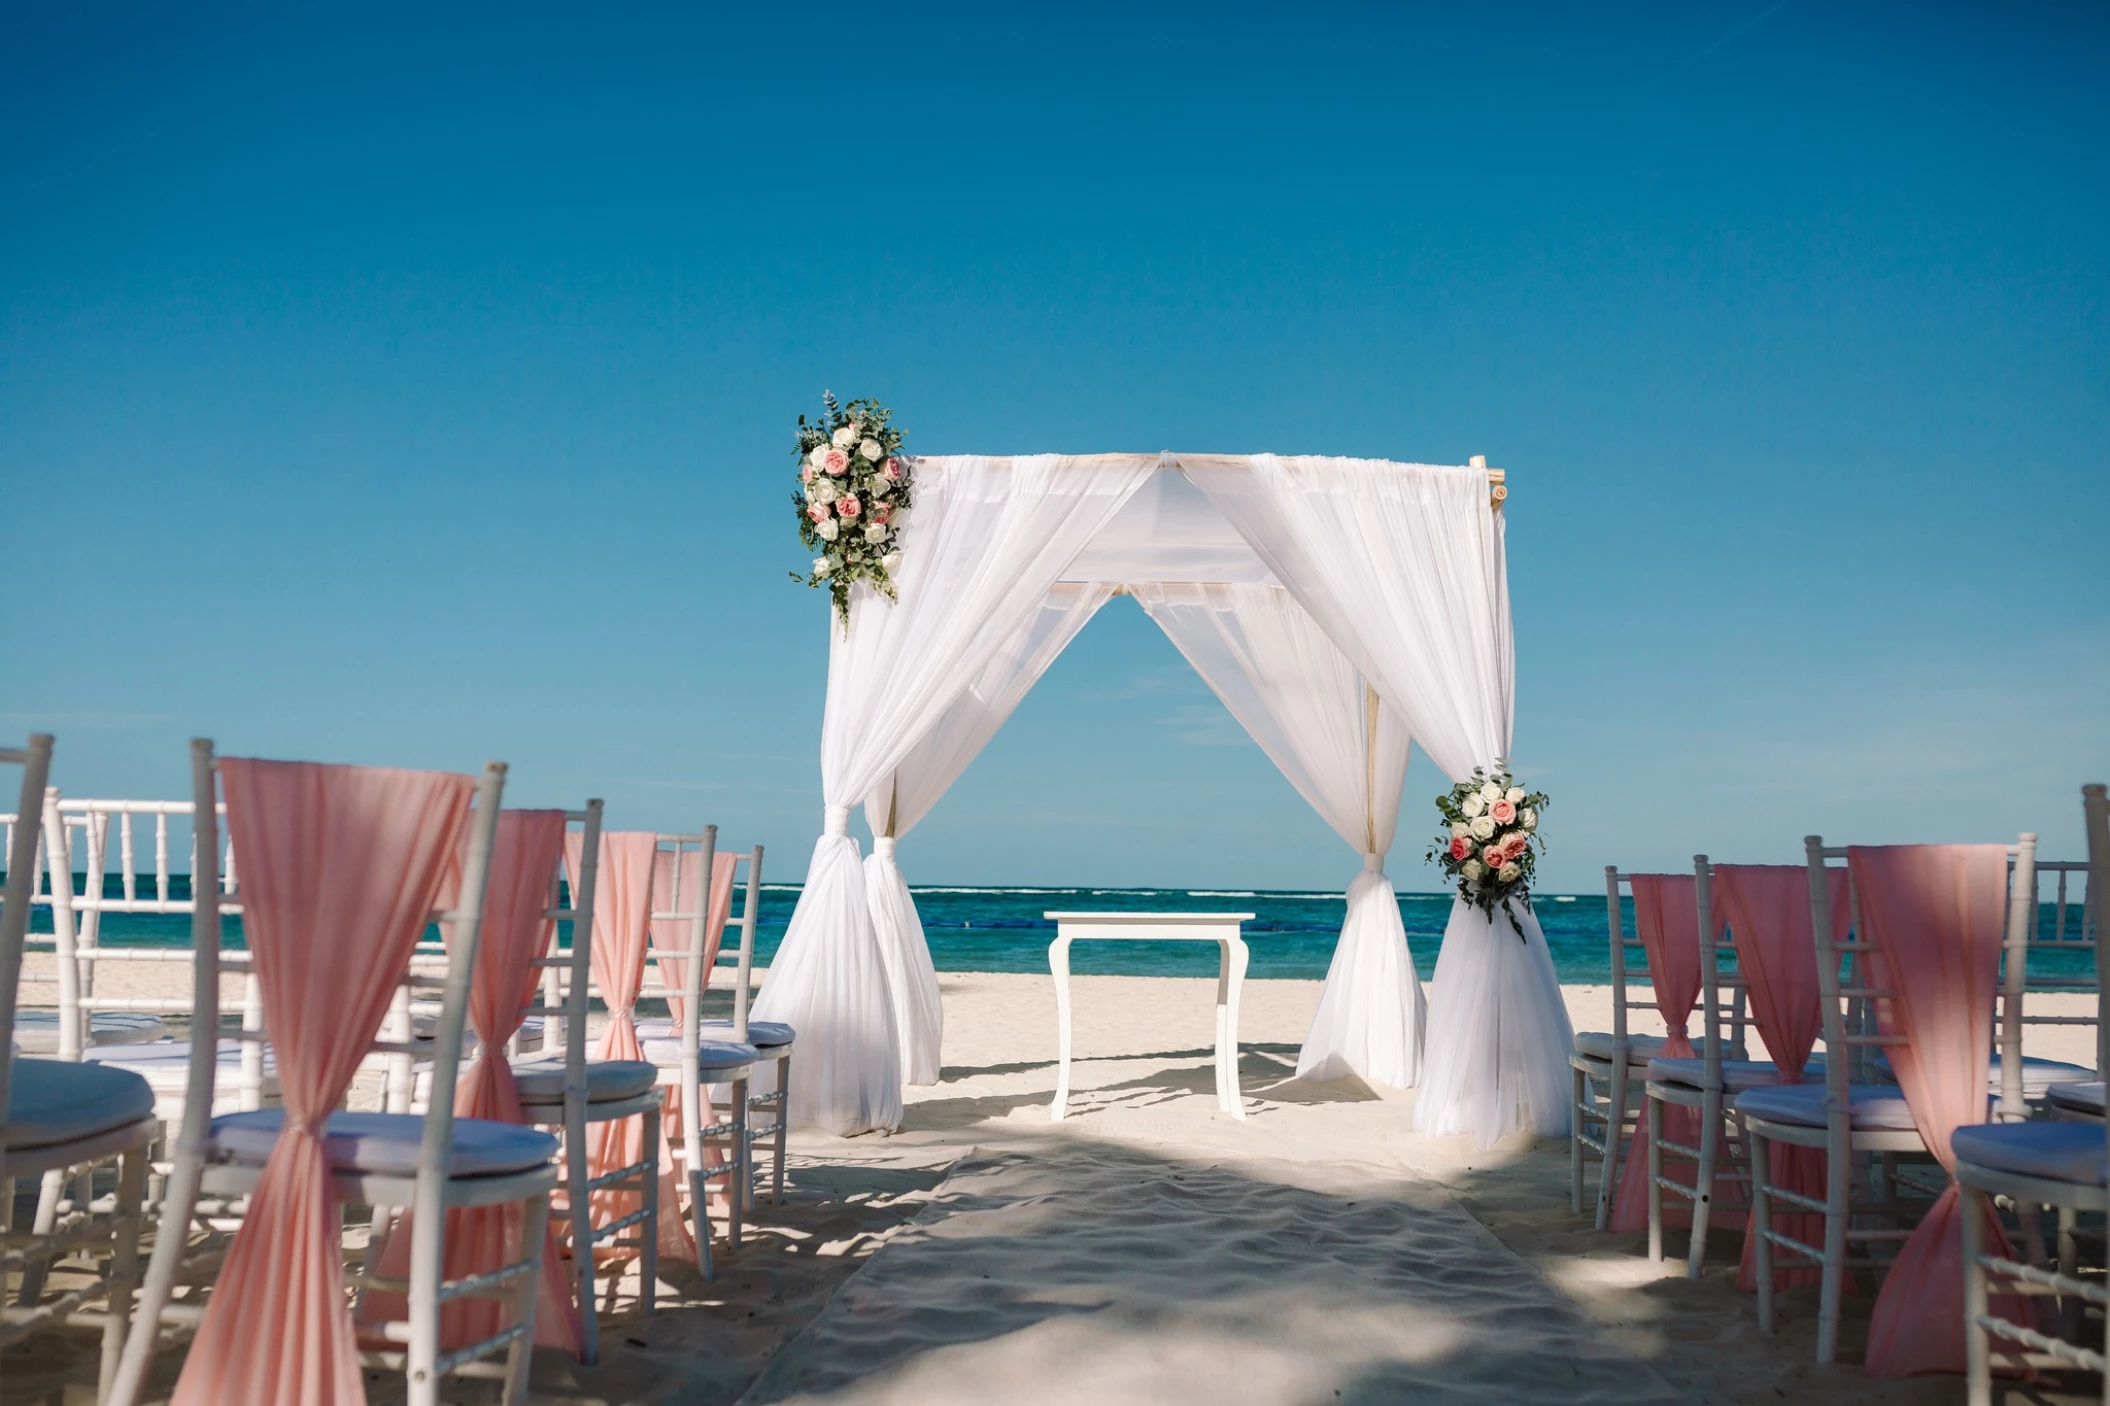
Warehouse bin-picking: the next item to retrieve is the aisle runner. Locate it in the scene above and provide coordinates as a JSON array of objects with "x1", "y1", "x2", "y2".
[{"x1": 739, "y1": 1149, "x2": 1684, "y2": 1406}]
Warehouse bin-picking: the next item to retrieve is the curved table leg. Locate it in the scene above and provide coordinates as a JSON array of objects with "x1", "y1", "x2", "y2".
[{"x1": 1049, "y1": 935, "x2": 1074, "y2": 1121}]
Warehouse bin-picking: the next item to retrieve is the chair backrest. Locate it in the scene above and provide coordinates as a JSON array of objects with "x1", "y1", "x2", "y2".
[
  {"x1": 0, "y1": 733, "x2": 58, "y2": 1127},
  {"x1": 531, "y1": 806, "x2": 605, "y2": 1093},
  {"x1": 177, "y1": 740, "x2": 505, "y2": 1192},
  {"x1": 641, "y1": 826, "x2": 719, "y2": 1041},
  {"x1": 1994, "y1": 836, "x2": 2098, "y2": 1118},
  {"x1": 25, "y1": 790, "x2": 258, "y2": 1072},
  {"x1": 1603, "y1": 863, "x2": 1744, "y2": 1060},
  {"x1": 715, "y1": 844, "x2": 764, "y2": 1041}
]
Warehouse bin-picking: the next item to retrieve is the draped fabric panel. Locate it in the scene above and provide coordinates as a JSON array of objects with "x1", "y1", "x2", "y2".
[
  {"x1": 1133, "y1": 581, "x2": 1422, "y2": 1088},
  {"x1": 757, "y1": 455, "x2": 1154, "y2": 1133},
  {"x1": 1609, "y1": 875, "x2": 1704, "y2": 1233},
  {"x1": 1181, "y1": 455, "x2": 1562, "y2": 1145},
  {"x1": 861, "y1": 582, "x2": 1117, "y2": 1087},
  {"x1": 173, "y1": 761, "x2": 473, "y2": 1406}
]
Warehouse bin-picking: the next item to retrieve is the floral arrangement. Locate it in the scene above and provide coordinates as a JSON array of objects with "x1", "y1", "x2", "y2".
[
  {"x1": 1426, "y1": 765, "x2": 1547, "y2": 930},
  {"x1": 791, "y1": 392, "x2": 912, "y2": 627}
]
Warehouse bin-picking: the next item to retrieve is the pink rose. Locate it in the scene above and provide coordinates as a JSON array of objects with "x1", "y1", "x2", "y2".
[
  {"x1": 1448, "y1": 836, "x2": 1470, "y2": 861},
  {"x1": 1489, "y1": 798, "x2": 1516, "y2": 825},
  {"x1": 871, "y1": 503, "x2": 892, "y2": 524},
  {"x1": 883, "y1": 457, "x2": 902, "y2": 480},
  {"x1": 801, "y1": 465, "x2": 816, "y2": 483},
  {"x1": 836, "y1": 495, "x2": 861, "y2": 518},
  {"x1": 806, "y1": 503, "x2": 828, "y2": 523},
  {"x1": 1482, "y1": 843, "x2": 1506, "y2": 864},
  {"x1": 823, "y1": 447, "x2": 849, "y2": 473}
]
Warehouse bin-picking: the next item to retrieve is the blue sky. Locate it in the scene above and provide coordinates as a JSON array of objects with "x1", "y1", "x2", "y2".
[{"x1": 3, "y1": 2, "x2": 2104, "y2": 892}]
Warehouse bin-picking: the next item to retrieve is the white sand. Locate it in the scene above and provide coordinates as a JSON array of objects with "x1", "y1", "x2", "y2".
[{"x1": 7, "y1": 966, "x2": 2096, "y2": 1405}]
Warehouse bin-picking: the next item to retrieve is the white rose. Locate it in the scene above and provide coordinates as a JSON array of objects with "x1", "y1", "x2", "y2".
[
  {"x1": 1479, "y1": 781, "x2": 1502, "y2": 802},
  {"x1": 815, "y1": 518, "x2": 839, "y2": 541},
  {"x1": 859, "y1": 438, "x2": 882, "y2": 460},
  {"x1": 806, "y1": 444, "x2": 830, "y2": 468},
  {"x1": 1498, "y1": 862, "x2": 1522, "y2": 883},
  {"x1": 831, "y1": 425, "x2": 857, "y2": 448},
  {"x1": 1520, "y1": 807, "x2": 1537, "y2": 830},
  {"x1": 881, "y1": 550, "x2": 903, "y2": 574},
  {"x1": 1461, "y1": 794, "x2": 1484, "y2": 818},
  {"x1": 870, "y1": 476, "x2": 892, "y2": 497},
  {"x1": 1462, "y1": 859, "x2": 1484, "y2": 880},
  {"x1": 809, "y1": 478, "x2": 839, "y2": 506},
  {"x1": 863, "y1": 522, "x2": 889, "y2": 543},
  {"x1": 1450, "y1": 821, "x2": 1469, "y2": 840},
  {"x1": 812, "y1": 556, "x2": 834, "y2": 577},
  {"x1": 1506, "y1": 786, "x2": 1524, "y2": 804},
  {"x1": 1469, "y1": 815, "x2": 1496, "y2": 840}
]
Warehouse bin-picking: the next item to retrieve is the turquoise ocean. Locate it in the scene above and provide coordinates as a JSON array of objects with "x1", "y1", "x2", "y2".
[{"x1": 24, "y1": 878, "x2": 2096, "y2": 985}]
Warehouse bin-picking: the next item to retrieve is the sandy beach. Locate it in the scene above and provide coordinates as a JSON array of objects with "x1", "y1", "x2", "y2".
[{"x1": 7, "y1": 963, "x2": 2095, "y2": 1405}]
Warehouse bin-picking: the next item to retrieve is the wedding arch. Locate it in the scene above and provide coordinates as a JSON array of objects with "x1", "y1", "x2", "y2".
[{"x1": 751, "y1": 452, "x2": 1573, "y2": 1149}]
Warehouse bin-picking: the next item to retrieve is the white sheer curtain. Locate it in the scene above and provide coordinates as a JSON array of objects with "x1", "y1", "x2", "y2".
[
  {"x1": 860, "y1": 582, "x2": 1118, "y2": 1086},
  {"x1": 1182, "y1": 454, "x2": 1570, "y2": 1148},
  {"x1": 1133, "y1": 583, "x2": 1423, "y2": 1088},
  {"x1": 755, "y1": 456, "x2": 1152, "y2": 1134}
]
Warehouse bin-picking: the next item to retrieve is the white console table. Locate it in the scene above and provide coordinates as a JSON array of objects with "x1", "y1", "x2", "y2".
[{"x1": 1044, "y1": 911, "x2": 1254, "y2": 1122}]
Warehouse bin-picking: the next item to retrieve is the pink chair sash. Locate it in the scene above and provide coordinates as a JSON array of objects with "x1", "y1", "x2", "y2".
[
  {"x1": 361, "y1": 811, "x2": 583, "y2": 1355},
  {"x1": 171, "y1": 760, "x2": 472, "y2": 1406},
  {"x1": 563, "y1": 830, "x2": 695, "y2": 1263},
  {"x1": 1611, "y1": 874, "x2": 1709, "y2": 1232},
  {"x1": 1716, "y1": 864, "x2": 1847, "y2": 1292},
  {"x1": 646, "y1": 848, "x2": 739, "y2": 1028},
  {"x1": 1855, "y1": 843, "x2": 2027, "y2": 1377}
]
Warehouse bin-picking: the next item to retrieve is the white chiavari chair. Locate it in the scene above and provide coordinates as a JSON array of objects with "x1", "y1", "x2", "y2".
[
  {"x1": 1956, "y1": 786, "x2": 2110, "y2": 1403},
  {"x1": 1995, "y1": 844, "x2": 2098, "y2": 1122},
  {"x1": 1568, "y1": 867, "x2": 1671, "y2": 1228},
  {"x1": 1, "y1": 734, "x2": 157, "y2": 1400},
  {"x1": 108, "y1": 744, "x2": 558, "y2": 1406},
  {"x1": 508, "y1": 812, "x2": 669, "y2": 1364}
]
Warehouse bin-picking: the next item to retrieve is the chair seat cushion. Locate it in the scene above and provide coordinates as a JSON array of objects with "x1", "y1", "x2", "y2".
[
  {"x1": 11, "y1": 1011, "x2": 168, "y2": 1054},
  {"x1": 1953, "y1": 1122, "x2": 2109, "y2": 1186},
  {"x1": 1733, "y1": 1082, "x2": 1920, "y2": 1132},
  {"x1": 85, "y1": 1039, "x2": 279, "y2": 1094},
  {"x1": 1647, "y1": 1056, "x2": 1824, "y2": 1092},
  {"x1": 2048, "y1": 1082, "x2": 2105, "y2": 1115},
  {"x1": 510, "y1": 1058, "x2": 657, "y2": 1104},
  {"x1": 639, "y1": 1038, "x2": 763, "y2": 1071},
  {"x1": 6, "y1": 1058, "x2": 156, "y2": 1149},
  {"x1": 1873, "y1": 1052, "x2": 2097, "y2": 1099},
  {"x1": 635, "y1": 1018, "x2": 795, "y2": 1049},
  {"x1": 1571, "y1": 1032, "x2": 1665, "y2": 1066},
  {"x1": 209, "y1": 1110, "x2": 557, "y2": 1178}
]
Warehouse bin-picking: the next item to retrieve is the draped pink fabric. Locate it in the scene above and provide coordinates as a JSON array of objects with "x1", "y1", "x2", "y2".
[
  {"x1": 172, "y1": 760, "x2": 472, "y2": 1406},
  {"x1": 1856, "y1": 844, "x2": 2027, "y2": 1377},
  {"x1": 562, "y1": 830, "x2": 695, "y2": 1264},
  {"x1": 1718, "y1": 864, "x2": 1847, "y2": 1292},
  {"x1": 362, "y1": 810, "x2": 583, "y2": 1355},
  {"x1": 1611, "y1": 874, "x2": 1706, "y2": 1232},
  {"x1": 647, "y1": 850, "x2": 741, "y2": 1205}
]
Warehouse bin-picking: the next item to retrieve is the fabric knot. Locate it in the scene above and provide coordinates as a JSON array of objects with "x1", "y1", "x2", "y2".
[
  {"x1": 1666, "y1": 1023, "x2": 1689, "y2": 1038},
  {"x1": 1362, "y1": 853, "x2": 1384, "y2": 873},
  {"x1": 823, "y1": 805, "x2": 852, "y2": 837},
  {"x1": 874, "y1": 836, "x2": 897, "y2": 859}
]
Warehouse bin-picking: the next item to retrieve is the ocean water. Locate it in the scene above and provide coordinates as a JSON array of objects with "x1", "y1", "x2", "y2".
[{"x1": 24, "y1": 876, "x2": 2097, "y2": 986}]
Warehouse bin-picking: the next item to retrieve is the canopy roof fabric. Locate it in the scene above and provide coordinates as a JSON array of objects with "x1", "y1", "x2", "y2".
[{"x1": 751, "y1": 452, "x2": 1570, "y2": 1150}]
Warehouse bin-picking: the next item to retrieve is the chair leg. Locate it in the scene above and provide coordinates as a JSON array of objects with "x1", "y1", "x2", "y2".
[
  {"x1": 1646, "y1": 1093, "x2": 1665, "y2": 1263},
  {"x1": 641, "y1": 1103, "x2": 660, "y2": 1319},
  {"x1": 1686, "y1": 1091, "x2": 1720, "y2": 1280},
  {"x1": 773, "y1": 1054, "x2": 790, "y2": 1206},
  {"x1": 1816, "y1": 1124, "x2": 1851, "y2": 1365},
  {"x1": 1597, "y1": 1060, "x2": 1628, "y2": 1231},
  {"x1": 1962, "y1": 1182, "x2": 1991, "y2": 1406},
  {"x1": 502, "y1": 1191, "x2": 551, "y2": 1406},
  {"x1": 730, "y1": 1075, "x2": 748, "y2": 1252},
  {"x1": 1569, "y1": 1065, "x2": 1587, "y2": 1215},
  {"x1": 98, "y1": 1146, "x2": 149, "y2": 1402},
  {"x1": 1750, "y1": 1127, "x2": 1775, "y2": 1334},
  {"x1": 15, "y1": 1167, "x2": 67, "y2": 1305},
  {"x1": 567, "y1": 1114, "x2": 598, "y2": 1367},
  {"x1": 107, "y1": 1147, "x2": 206, "y2": 1406},
  {"x1": 691, "y1": 1163, "x2": 715, "y2": 1283},
  {"x1": 407, "y1": 1200, "x2": 441, "y2": 1406}
]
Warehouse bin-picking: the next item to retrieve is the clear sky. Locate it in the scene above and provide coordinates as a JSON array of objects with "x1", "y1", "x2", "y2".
[{"x1": 3, "y1": 3, "x2": 2104, "y2": 893}]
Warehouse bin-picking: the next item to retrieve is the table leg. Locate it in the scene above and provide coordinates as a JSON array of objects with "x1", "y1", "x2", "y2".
[
  {"x1": 1213, "y1": 939, "x2": 1231, "y2": 1110},
  {"x1": 1049, "y1": 935, "x2": 1073, "y2": 1121},
  {"x1": 1223, "y1": 936, "x2": 1247, "y2": 1119}
]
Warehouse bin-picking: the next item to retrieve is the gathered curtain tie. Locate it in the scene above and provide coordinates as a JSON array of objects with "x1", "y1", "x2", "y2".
[
  {"x1": 874, "y1": 836, "x2": 897, "y2": 859},
  {"x1": 1362, "y1": 852, "x2": 1384, "y2": 873},
  {"x1": 823, "y1": 805, "x2": 852, "y2": 837},
  {"x1": 1665, "y1": 1022, "x2": 1689, "y2": 1038}
]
